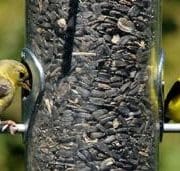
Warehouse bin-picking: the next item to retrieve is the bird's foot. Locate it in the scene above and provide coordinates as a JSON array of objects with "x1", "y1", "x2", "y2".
[{"x1": 1, "y1": 120, "x2": 18, "y2": 135}]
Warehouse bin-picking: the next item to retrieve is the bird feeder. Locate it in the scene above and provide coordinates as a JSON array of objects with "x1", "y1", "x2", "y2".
[{"x1": 1, "y1": 0, "x2": 180, "y2": 171}]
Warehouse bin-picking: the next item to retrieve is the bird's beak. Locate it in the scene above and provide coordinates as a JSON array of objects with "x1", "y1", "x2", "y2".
[{"x1": 19, "y1": 80, "x2": 31, "y2": 91}]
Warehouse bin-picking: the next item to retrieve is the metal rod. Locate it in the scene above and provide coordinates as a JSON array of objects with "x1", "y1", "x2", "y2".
[
  {"x1": 0, "y1": 123, "x2": 26, "y2": 133},
  {"x1": 164, "y1": 123, "x2": 180, "y2": 133},
  {"x1": 15, "y1": 124, "x2": 26, "y2": 132}
]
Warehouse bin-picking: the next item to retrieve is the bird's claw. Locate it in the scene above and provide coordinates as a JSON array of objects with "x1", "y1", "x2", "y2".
[{"x1": 1, "y1": 120, "x2": 18, "y2": 135}]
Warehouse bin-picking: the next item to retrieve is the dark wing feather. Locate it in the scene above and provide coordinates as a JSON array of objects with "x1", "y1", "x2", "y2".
[
  {"x1": 0, "y1": 77, "x2": 11, "y2": 98},
  {"x1": 164, "y1": 81, "x2": 180, "y2": 122}
]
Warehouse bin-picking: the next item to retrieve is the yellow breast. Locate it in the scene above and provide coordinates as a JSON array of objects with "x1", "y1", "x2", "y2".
[{"x1": 168, "y1": 95, "x2": 180, "y2": 122}]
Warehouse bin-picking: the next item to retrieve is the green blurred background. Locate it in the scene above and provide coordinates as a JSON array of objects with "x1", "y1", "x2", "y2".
[
  {"x1": 160, "y1": 0, "x2": 180, "y2": 171},
  {"x1": 0, "y1": 1, "x2": 24, "y2": 171},
  {"x1": 0, "y1": 0, "x2": 179, "y2": 171}
]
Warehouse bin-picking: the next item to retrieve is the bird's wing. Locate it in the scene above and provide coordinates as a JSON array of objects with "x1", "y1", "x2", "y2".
[
  {"x1": 164, "y1": 80, "x2": 180, "y2": 122},
  {"x1": 0, "y1": 77, "x2": 12, "y2": 98}
]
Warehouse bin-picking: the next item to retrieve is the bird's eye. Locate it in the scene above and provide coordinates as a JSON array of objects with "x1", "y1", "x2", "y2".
[{"x1": 20, "y1": 72, "x2": 25, "y2": 79}]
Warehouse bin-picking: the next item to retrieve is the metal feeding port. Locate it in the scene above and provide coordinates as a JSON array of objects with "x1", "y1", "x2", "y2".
[
  {"x1": 158, "y1": 50, "x2": 180, "y2": 141},
  {"x1": 158, "y1": 49, "x2": 165, "y2": 141},
  {"x1": 21, "y1": 48, "x2": 45, "y2": 137}
]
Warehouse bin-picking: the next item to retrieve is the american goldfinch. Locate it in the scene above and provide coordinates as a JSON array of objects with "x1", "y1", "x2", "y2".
[
  {"x1": 0, "y1": 59, "x2": 29, "y2": 134},
  {"x1": 164, "y1": 78, "x2": 180, "y2": 123}
]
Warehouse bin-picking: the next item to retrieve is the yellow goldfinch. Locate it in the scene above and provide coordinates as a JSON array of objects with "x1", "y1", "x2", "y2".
[
  {"x1": 0, "y1": 60, "x2": 29, "y2": 134},
  {"x1": 165, "y1": 78, "x2": 180, "y2": 122}
]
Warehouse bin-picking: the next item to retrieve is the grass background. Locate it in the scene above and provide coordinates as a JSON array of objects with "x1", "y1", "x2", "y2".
[{"x1": 0, "y1": 0, "x2": 179, "y2": 170}]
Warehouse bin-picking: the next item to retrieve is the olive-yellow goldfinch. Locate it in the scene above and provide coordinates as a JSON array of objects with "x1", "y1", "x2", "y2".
[
  {"x1": 0, "y1": 60, "x2": 29, "y2": 134},
  {"x1": 165, "y1": 78, "x2": 180, "y2": 122}
]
